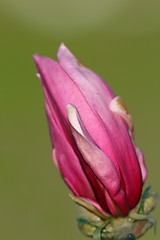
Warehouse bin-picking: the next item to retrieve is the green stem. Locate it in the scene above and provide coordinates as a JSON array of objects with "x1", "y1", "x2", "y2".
[{"x1": 93, "y1": 219, "x2": 111, "y2": 240}]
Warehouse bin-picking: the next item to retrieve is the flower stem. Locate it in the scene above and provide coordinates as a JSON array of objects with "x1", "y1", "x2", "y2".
[{"x1": 93, "y1": 219, "x2": 111, "y2": 240}]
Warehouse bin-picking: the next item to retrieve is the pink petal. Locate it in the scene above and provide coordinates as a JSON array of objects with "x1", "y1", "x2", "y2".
[
  {"x1": 33, "y1": 54, "x2": 111, "y2": 149},
  {"x1": 33, "y1": 50, "x2": 143, "y2": 211},
  {"x1": 110, "y1": 96, "x2": 134, "y2": 137},
  {"x1": 136, "y1": 148, "x2": 148, "y2": 182},
  {"x1": 67, "y1": 104, "x2": 129, "y2": 216},
  {"x1": 57, "y1": 43, "x2": 115, "y2": 121},
  {"x1": 45, "y1": 100, "x2": 96, "y2": 199},
  {"x1": 33, "y1": 53, "x2": 120, "y2": 174},
  {"x1": 57, "y1": 44, "x2": 143, "y2": 209}
]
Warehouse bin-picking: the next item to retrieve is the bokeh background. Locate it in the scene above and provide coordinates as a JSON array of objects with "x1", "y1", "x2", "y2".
[{"x1": 0, "y1": 0, "x2": 159, "y2": 239}]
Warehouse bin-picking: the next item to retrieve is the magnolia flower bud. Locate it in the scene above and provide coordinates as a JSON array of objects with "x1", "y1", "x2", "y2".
[{"x1": 33, "y1": 44, "x2": 157, "y2": 239}]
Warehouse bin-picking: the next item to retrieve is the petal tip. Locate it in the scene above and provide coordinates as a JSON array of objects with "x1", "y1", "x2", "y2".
[
  {"x1": 66, "y1": 104, "x2": 85, "y2": 137},
  {"x1": 109, "y1": 96, "x2": 134, "y2": 136},
  {"x1": 57, "y1": 42, "x2": 69, "y2": 57},
  {"x1": 59, "y1": 42, "x2": 67, "y2": 49},
  {"x1": 66, "y1": 103, "x2": 76, "y2": 116},
  {"x1": 66, "y1": 104, "x2": 80, "y2": 131},
  {"x1": 33, "y1": 53, "x2": 40, "y2": 62}
]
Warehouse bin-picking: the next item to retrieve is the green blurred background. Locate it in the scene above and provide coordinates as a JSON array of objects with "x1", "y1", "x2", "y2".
[{"x1": 0, "y1": 0, "x2": 159, "y2": 239}]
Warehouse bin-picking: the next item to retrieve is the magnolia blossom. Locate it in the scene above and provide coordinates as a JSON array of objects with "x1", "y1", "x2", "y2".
[{"x1": 33, "y1": 44, "x2": 147, "y2": 217}]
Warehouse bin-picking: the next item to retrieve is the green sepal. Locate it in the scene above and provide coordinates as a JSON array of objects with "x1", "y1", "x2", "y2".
[
  {"x1": 133, "y1": 216, "x2": 156, "y2": 238},
  {"x1": 77, "y1": 217, "x2": 97, "y2": 237},
  {"x1": 137, "y1": 186, "x2": 152, "y2": 214}
]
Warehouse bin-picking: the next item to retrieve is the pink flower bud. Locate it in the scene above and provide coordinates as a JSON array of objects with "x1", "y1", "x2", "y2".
[{"x1": 33, "y1": 43, "x2": 147, "y2": 217}]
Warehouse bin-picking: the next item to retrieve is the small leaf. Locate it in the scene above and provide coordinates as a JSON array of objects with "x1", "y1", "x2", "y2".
[{"x1": 69, "y1": 194, "x2": 110, "y2": 220}]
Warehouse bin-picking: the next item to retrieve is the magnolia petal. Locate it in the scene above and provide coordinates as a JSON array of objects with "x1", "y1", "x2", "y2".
[
  {"x1": 136, "y1": 148, "x2": 148, "y2": 182},
  {"x1": 33, "y1": 53, "x2": 114, "y2": 158},
  {"x1": 67, "y1": 104, "x2": 129, "y2": 216},
  {"x1": 104, "y1": 190, "x2": 119, "y2": 217},
  {"x1": 109, "y1": 96, "x2": 134, "y2": 137},
  {"x1": 57, "y1": 46, "x2": 143, "y2": 210},
  {"x1": 57, "y1": 43, "x2": 116, "y2": 128},
  {"x1": 57, "y1": 43, "x2": 115, "y2": 101},
  {"x1": 67, "y1": 104, "x2": 120, "y2": 196},
  {"x1": 44, "y1": 100, "x2": 96, "y2": 200}
]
